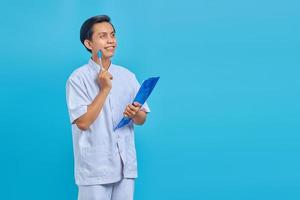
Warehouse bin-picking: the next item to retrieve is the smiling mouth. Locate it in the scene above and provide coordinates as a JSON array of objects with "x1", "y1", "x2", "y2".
[{"x1": 104, "y1": 46, "x2": 115, "y2": 50}]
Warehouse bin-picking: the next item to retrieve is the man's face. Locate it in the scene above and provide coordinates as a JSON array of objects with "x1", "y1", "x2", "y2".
[{"x1": 86, "y1": 22, "x2": 117, "y2": 58}]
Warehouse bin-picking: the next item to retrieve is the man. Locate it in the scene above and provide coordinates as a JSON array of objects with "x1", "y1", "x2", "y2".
[{"x1": 66, "y1": 15, "x2": 150, "y2": 200}]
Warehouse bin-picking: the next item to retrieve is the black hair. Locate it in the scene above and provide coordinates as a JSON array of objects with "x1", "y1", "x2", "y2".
[{"x1": 80, "y1": 15, "x2": 115, "y2": 53}]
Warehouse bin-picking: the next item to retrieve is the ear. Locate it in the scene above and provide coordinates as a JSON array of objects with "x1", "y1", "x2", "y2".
[{"x1": 84, "y1": 39, "x2": 93, "y2": 51}]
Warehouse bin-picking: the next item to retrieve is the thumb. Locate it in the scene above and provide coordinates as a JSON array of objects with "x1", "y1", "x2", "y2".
[{"x1": 100, "y1": 67, "x2": 107, "y2": 73}]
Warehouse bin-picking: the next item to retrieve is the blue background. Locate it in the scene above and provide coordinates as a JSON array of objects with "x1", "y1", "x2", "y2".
[{"x1": 0, "y1": 0, "x2": 299, "y2": 199}]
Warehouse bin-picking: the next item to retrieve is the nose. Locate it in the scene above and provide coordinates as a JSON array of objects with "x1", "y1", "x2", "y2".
[{"x1": 107, "y1": 36, "x2": 114, "y2": 44}]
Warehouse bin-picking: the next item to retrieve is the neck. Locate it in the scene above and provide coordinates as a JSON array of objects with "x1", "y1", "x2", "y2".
[{"x1": 92, "y1": 54, "x2": 111, "y2": 70}]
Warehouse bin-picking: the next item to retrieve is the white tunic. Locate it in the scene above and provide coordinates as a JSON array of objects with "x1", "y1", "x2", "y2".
[{"x1": 66, "y1": 58, "x2": 150, "y2": 185}]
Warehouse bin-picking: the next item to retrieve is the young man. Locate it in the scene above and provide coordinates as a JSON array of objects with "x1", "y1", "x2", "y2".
[{"x1": 66, "y1": 15, "x2": 150, "y2": 200}]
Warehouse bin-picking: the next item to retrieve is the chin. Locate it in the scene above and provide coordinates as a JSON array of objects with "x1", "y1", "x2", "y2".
[{"x1": 103, "y1": 53, "x2": 115, "y2": 58}]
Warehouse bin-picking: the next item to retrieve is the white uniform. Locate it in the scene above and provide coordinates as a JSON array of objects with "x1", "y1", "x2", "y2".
[
  {"x1": 78, "y1": 178, "x2": 135, "y2": 200},
  {"x1": 66, "y1": 58, "x2": 150, "y2": 199}
]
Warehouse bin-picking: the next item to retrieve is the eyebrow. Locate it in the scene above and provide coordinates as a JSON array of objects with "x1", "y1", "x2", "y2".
[{"x1": 98, "y1": 31, "x2": 115, "y2": 35}]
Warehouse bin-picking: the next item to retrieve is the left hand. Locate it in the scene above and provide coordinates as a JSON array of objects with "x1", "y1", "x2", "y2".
[{"x1": 123, "y1": 102, "x2": 142, "y2": 118}]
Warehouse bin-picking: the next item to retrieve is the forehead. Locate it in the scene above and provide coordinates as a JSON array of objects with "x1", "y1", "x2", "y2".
[{"x1": 92, "y1": 22, "x2": 115, "y2": 34}]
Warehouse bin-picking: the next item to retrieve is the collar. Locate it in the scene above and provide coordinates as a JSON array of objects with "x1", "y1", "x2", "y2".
[{"x1": 88, "y1": 58, "x2": 112, "y2": 73}]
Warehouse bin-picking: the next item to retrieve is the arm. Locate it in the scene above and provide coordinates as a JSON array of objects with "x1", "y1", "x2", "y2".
[
  {"x1": 74, "y1": 89, "x2": 110, "y2": 130},
  {"x1": 74, "y1": 68, "x2": 113, "y2": 131}
]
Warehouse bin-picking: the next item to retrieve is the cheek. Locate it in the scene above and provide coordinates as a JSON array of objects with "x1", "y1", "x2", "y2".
[{"x1": 94, "y1": 39, "x2": 106, "y2": 48}]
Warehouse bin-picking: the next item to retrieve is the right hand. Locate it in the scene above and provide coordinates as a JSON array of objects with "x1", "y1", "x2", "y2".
[{"x1": 97, "y1": 68, "x2": 113, "y2": 92}]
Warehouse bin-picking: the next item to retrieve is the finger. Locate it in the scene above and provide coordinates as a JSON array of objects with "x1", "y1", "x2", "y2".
[
  {"x1": 128, "y1": 104, "x2": 137, "y2": 111},
  {"x1": 102, "y1": 72, "x2": 113, "y2": 80},
  {"x1": 133, "y1": 102, "x2": 141, "y2": 107},
  {"x1": 99, "y1": 71, "x2": 106, "y2": 77},
  {"x1": 126, "y1": 107, "x2": 136, "y2": 116},
  {"x1": 128, "y1": 105, "x2": 139, "y2": 114},
  {"x1": 131, "y1": 104, "x2": 140, "y2": 112},
  {"x1": 104, "y1": 72, "x2": 112, "y2": 78},
  {"x1": 123, "y1": 111, "x2": 130, "y2": 118},
  {"x1": 100, "y1": 69, "x2": 107, "y2": 74},
  {"x1": 126, "y1": 106, "x2": 134, "y2": 114},
  {"x1": 105, "y1": 74, "x2": 113, "y2": 80}
]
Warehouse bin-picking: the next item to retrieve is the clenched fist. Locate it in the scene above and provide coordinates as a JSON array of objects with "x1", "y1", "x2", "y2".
[{"x1": 97, "y1": 68, "x2": 113, "y2": 91}]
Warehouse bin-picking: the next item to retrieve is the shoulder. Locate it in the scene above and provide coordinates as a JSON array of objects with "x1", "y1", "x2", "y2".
[{"x1": 66, "y1": 64, "x2": 90, "y2": 84}]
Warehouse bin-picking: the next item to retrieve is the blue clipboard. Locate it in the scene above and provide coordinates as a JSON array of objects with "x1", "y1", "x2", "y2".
[{"x1": 114, "y1": 77, "x2": 160, "y2": 131}]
